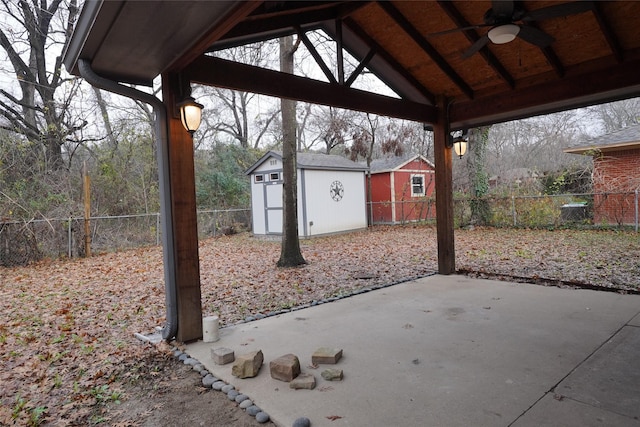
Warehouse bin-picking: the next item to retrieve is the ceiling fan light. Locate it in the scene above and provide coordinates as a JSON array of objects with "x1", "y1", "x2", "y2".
[{"x1": 488, "y1": 24, "x2": 520, "y2": 44}]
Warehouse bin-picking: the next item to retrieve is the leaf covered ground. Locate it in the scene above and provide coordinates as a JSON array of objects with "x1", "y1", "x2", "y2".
[{"x1": 1, "y1": 225, "x2": 638, "y2": 425}]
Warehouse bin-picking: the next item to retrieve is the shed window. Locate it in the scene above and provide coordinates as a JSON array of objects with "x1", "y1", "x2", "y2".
[
  {"x1": 254, "y1": 174, "x2": 264, "y2": 183},
  {"x1": 411, "y1": 174, "x2": 425, "y2": 196},
  {"x1": 269, "y1": 172, "x2": 280, "y2": 181}
]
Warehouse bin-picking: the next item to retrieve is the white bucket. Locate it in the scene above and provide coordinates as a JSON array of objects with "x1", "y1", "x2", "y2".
[{"x1": 203, "y1": 316, "x2": 220, "y2": 342}]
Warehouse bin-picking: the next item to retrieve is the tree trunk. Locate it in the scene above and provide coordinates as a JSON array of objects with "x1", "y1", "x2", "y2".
[
  {"x1": 467, "y1": 126, "x2": 491, "y2": 225},
  {"x1": 277, "y1": 35, "x2": 306, "y2": 267}
]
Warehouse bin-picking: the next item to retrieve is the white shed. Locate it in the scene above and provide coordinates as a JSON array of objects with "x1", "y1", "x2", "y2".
[{"x1": 246, "y1": 151, "x2": 368, "y2": 237}]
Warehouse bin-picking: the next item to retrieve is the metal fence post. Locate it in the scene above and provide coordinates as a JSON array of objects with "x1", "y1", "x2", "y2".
[
  {"x1": 635, "y1": 189, "x2": 638, "y2": 233},
  {"x1": 156, "y1": 213, "x2": 161, "y2": 245},
  {"x1": 511, "y1": 195, "x2": 517, "y2": 227},
  {"x1": 68, "y1": 217, "x2": 72, "y2": 258}
]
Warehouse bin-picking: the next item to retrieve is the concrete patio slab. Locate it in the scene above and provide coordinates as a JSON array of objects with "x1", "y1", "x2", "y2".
[{"x1": 186, "y1": 275, "x2": 640, "y2": 427}]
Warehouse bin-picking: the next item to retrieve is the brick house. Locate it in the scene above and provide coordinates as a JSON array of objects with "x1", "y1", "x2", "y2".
[
  {"x1": 564, "y1": 124, "x2": 640, "y2": 225},
  {"x1": 366, "y1": 154, "x2": 435, "y2": 224}
]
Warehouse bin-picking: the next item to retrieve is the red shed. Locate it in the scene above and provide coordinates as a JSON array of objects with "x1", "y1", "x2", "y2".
[
  {"x1": 564, "y1": 124, "x2": 640, "y2": 226},
  {"x1": 367, "y1": 154, "x2": 436, "y2": 224}
]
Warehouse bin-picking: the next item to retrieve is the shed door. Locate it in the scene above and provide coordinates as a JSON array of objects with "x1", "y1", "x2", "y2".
[{"x1": 265, "y1": 182, "x2": 283, "y2": 234}]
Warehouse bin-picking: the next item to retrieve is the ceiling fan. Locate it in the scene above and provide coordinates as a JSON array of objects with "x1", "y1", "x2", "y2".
[{"x1": 431, "y1": 1, "x2": 595, "y2": 59}]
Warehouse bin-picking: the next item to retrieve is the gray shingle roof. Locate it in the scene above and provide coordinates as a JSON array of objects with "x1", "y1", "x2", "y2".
[
  {"x1": 246, "y1": 151, "x2": 367, "y2": 175},
  {"x1": 564, "y1": 123, "x2": 640, "y2": 154}
]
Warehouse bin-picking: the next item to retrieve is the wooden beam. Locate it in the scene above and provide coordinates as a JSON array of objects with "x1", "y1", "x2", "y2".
[
  {"x1": 343, "y1": 18, "x2": 436, "y2": 105},
  {"x1": 297, "y1": 27, "x2": 337, "y2": 84},
  {"x1": 593, "y1": 3, "x2": 623, "y2": 63},
  {"x1": 378, "y1": 2, "x2": 474, "y2": 100},
  {"x1": 450, "y1": 55, "x2": 640, "y2": 129},
  {"x1": 168, "y1": 1, "x2": 261, "y2": 72},
  {"x1": 436, "y1": 1, "x2": 515, "y2": 89},
  {"x1": 433, "y1": 97, "x2": 455, "y2": 275},
  {"x1": 161, "y1": 73, "x2": 203, "y2": 343},
  {"x1": 186, "y1": 56, "x2": 437, "y2": 123}
]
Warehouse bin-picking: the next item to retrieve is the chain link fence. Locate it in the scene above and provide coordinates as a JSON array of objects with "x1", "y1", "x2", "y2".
[
  {"x1": 0, "y1": 208, "x2": 251, "y2": 267},
  {"x1": 368, "y1": 191, "x2": 639, "y2": 230}
]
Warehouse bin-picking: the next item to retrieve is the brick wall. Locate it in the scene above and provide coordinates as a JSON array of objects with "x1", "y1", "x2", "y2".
[{"x1": 592, "y1": 149, "x2": 640, "y2": 225}]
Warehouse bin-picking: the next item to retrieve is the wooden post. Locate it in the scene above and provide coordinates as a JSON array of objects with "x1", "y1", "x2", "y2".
[
  {"x1": 433, "y1": 97, "x2": 455, "y2": 274},
  {"x1": 83, "y1": 161, "x2": 92, "y2": 258},
  {"x1": 162, "y1": 72, "x2": 203, "y2": 342}
]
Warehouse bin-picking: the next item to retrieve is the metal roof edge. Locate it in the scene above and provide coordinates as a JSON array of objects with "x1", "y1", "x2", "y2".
[{"x1": 63, "y1": 0, "x2": 106, "y2": 76}]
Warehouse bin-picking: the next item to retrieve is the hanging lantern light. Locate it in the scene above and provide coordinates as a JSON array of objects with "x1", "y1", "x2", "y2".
[{"x1": 177, "y1": 96, "x2": 203, "y2": 136}]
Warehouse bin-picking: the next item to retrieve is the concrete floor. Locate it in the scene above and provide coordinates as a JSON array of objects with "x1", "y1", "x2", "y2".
[{"x1": 186, "y1": 275, "x2": 640, "y2": 427}]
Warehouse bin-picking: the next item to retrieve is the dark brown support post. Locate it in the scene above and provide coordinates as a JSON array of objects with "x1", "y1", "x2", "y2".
[
  {"x1": 162, "y1": 72, "x2": 203, "y2": 342},
  {"x1": 433, "y1": 96, "x2": 456, "y2": 274}
]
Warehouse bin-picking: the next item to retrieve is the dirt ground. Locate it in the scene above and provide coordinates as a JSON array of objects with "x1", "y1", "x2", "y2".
[{"x1": 92, "y1": 348, "x2": 275, "y2": 427}]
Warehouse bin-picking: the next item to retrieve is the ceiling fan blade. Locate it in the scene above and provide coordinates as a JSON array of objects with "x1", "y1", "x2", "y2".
[
  {"x1": 461, "y1": 34, "x2": 490, "y2": 59},
  {"x1": 426, "y1": 24, "x2": 488, "y2": 38},
  {"x1": 517, "y1": 25, "x2": 555, "y2": 47},
  {"x1": 491, "y1": 0, "x2": 514, "y2": 18},
  {"x1": 522, "y1": 1, "x2": 595, "y2": 22}
]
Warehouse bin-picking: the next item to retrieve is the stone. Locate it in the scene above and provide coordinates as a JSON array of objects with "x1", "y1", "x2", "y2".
[
  {"x1": 232, "y1": 350, "x2": 263, "y2": 378},
  {"x1": 178, "y1": 353, "x2": 189, "y2": 362},
  {"x1": 255, "y1": 412, "x2": 270, "y2": 423},
  {"x1": 246, "y1": 405, "x2": 261, "y2": 416},
  {"x1": 293, "y1": 417, "x2": 311, "y2": 427},
  {"x1": 193, "y1": 363, "x2": 205, "y2": 372},
  {"x1": 173, "y1": 349, "x2": 183, "y2": 358},
  {"x1": 211, "y1": 347, "x2": 235, "y2": 365},
  {"x1": 239, "y1": 399, "x2": 253, "y2": 409},
  {"x1": 184, "y1": 357, "x2": 198, "y2": 366},
  {"x1": 289, "y1": 373, "x2": 316, "y2": 390},
  {"x1": 312, "y1": 347, "x2": 342, "y2": 365},
  {"x1": 235, "y1": 394, "x2": 249, "y2": 403},
  {"x1": 221, "y1": 384, "x2": 235, "y2": 394},
  {"x1": 321, "y1": 368, "x2": 343, "y2": 381},
  {"x1": 227, "y1": 389, "x2": 239, "y2": 400},
  {"x1": 270, "y1": 353, "x2": 301, "y2": 382},
  {"x1": 202, "y1": 374, "x2": 217, "y2": 387},
  {"x1": 212, "y1": 381, "x2": 226, "y2": 391}
]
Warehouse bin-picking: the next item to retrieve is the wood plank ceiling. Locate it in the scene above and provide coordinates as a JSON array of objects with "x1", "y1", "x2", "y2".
[{"x1": 197, "y1": 1, "x2": 640, "y2": 129}]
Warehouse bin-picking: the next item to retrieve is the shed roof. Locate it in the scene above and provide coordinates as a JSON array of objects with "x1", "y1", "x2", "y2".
[
  {"x1": 246, "y1": 151, "x2": 368, "y2": 175},
  {"x1": 368, "y1": 154, "x2": 435, "y2": 174},
  {"x1": 564, "y1": 123, "x2": 640, "y2": 154}
]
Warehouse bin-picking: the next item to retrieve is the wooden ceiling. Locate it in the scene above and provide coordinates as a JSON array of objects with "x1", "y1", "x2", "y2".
[{"x1": 65, "y1": 1, "x2": 640, "y2": 129}]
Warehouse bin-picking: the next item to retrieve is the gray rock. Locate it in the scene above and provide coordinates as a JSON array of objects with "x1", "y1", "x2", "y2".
[
  {"x1": 321, "y1": 368, "x2": 343, "y2": 381},
  {"x1": 270, "y1": 353, "x2": 301, "y2": 382},
  {"x1": 173, "y1": 349, "x2": 183, "y2": 358},
  {"x1": 212, "y1": 381, "x2": 226, "y2": 391},
  {"x1": 312, "y1": 348, "x2": 342, "y2": 365},
  {"x1": 211, "y1": 347, "x2": 235, "y2": 365},
  {"x1": 239, "y1": 399, "x2": 253, "y2": 409},
  {"x1": 183, "y1": 357, "x2": 198, "y2": 366},
  {"x1": 221, "y1": 384, "x2": 235, "y2": 393},
  {"x1": 246, "y1": 405, "x2": 261, "y2": 416},
  {"x1": 235, "y1": 394, "x2": 249, "y2": 403},
  {"x1": 202, "y1": 374, "x2": 217, "y2": 387},
  {"x1": 227, "y1": 389, "x2": 239, "y2": 400},
  {"x1": 293, "y1": 417, "x2": 311, "y2": 427},
  {"x1": 256, "y1": 412, "x2": 270, "y2": 423},
  {"x1": 193, "y1": 363, "x2": 205, "y2": 372},
  {"x1": 232, "y1": 350, "x2": 263, "y2": 379},
  {"x1": 178, "y1": 353, "x2": 189, "y2": 361},
  {"x1": 289, "y1": 373, "x2": 316, "y2": 390},
  {"x1": 199, "y1": 370, "x2": 209, "y2": 377}
]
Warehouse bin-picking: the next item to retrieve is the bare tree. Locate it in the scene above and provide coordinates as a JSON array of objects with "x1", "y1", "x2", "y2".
[
  {"x1": 0, "y1": 0, "x2": 82, "y2": 170},
  {"x1": 588, "y1": 98, "x2": 640, "y2": 133}
]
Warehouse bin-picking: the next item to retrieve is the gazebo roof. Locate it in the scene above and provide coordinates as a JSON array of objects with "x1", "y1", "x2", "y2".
[{"x1": 64, "y1": 1, "x2": 640, "y2": 130}]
